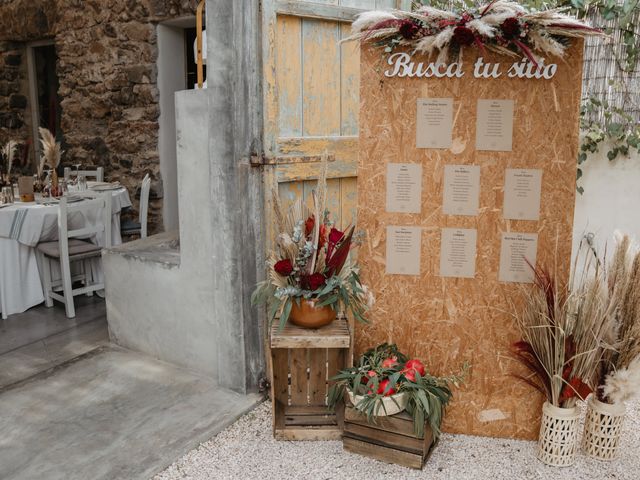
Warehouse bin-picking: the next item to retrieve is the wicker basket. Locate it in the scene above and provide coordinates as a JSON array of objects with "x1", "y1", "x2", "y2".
[
  {"x1": 537, "y1": 402, "x2": 580, "y2": 467},
  {"x1": 582, "y1": 396, "x2": 626, "y2": 461}
]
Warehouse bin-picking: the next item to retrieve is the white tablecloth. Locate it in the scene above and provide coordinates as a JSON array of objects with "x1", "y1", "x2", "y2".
[{"x1": 0, "y1": 188, "x2": 131, "y2": 318}]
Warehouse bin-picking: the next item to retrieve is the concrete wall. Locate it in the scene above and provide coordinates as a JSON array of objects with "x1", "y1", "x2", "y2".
[{"x1": 572, "y1": 144, "x2": 640, "y2": 259}]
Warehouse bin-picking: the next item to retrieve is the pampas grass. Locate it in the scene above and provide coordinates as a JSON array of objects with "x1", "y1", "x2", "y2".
[
  {"x1": 602, "y1": 357, "x2": 640, "y2": 404},
  {"x1": 38, "y1": 127, "x2": 61, "y2": 176},
  {"x1": 2, "y1": 140, "x2": 18, "y2": 176}
]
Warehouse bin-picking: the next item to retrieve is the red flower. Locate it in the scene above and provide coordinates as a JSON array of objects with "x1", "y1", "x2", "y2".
[
  {"x1": 305, "y1": 215, "x2": 315, "y2": 237},
  {"x1": 318, "y1": 223, "x2": 328, "y2": 249},
  {"x1": 382, "y1": 356, "x2": 398, "y2": 368},
  {"x1": 452, "y1": 26, "x2": 475, "y2": 46},
  {"x1": 402, "y1": 359, "x2": 426, "y2": 382},
  {"x1": 500, "y1": 17, "x2": 521, "y2": 40},
  {"x1": 274, "y1": 259, "x2": 293, "y2": 276},
  {"x1": 302, "y1": 273, "x2": 326, "y2": 291},
  {"x1": 326, "y1": 227, "x2": 345, "y2": 260},
  {"x1": 398, "y1": 19, "x2": 420, "y2": 40},
  {"x1": 377, "y1": 379, "x2": 396, "y2": 396}
]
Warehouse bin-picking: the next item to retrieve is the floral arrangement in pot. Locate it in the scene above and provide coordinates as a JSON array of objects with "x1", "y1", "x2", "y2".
[
  {"x1": 580, "y1": 233, "x2": 640, "y2": 460},
  {"x1": 509, "y1": 246, "x2": 622, "y2": 467},
  {"x1": 0, "y1": 139, "x2": 18, "y2": 187},
  {"x1": 327, "y1": 343, "x2": 468, "y2": 439},
  {"x1": 252, "y1": 154, "x2": 374, "y2": 330}
]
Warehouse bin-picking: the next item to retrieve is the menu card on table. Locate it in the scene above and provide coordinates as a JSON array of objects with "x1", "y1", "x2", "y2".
[
  {"x1": 442, "y1": 165, "x2": 481, "y2": 216},
  {"x1": 503, "y1": 168, "x2": 542, "y2": 221},
  {"x1": 476, "y1": 99, "x2": 514, "y2": 151},
  {"x1": 416, "y1": 98, "x2": 453, "y2": 149},
  {"x1": 386, "y1": 163, "x2": 422, "y2": 214},
  {"x1": 385, "y1": 226, "x2": 422, "y2": 276},
  {"x1": 439, "y1": 228, "x2": 477, "y2": 278},
  {"x1": 499, "y1": 232, "x2": 538, "y2": 283}
]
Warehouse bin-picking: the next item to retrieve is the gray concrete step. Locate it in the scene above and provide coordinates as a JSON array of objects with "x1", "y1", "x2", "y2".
[{"x1": 0, "y1": 345, "x2": 262, "y2": 480}]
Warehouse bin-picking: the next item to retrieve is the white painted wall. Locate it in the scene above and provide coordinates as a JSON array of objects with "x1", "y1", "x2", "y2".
[
  {"x1": 572, "y1": 143, "x2": 640, "y2": 259},
  {"x1": 157, "y1": 24, "x2": 187, "y2": 232}
]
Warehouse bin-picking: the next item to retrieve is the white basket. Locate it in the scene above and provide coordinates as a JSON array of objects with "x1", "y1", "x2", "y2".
[
  {"x1": 537, "y1": 402, "x2": 581, "y2": 467},
  {"x1": 582, "y1": 396, "x2": 626, "y2": 461},
  {"x1": 347, "y1": 390, "x2": 408, "y2": 416}
]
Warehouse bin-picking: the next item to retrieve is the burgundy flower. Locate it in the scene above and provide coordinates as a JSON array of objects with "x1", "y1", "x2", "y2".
[
  {"x1": 398, "y1": 19, "x2": 420, "y2": 40},
  {"x1": 500, "y1": 17, "x2": 521, "y2": 40},
  {"x1": 274, "y1": 259, "x2": 293, "y2": 276},
  {"x1": 452, "y1": 26, "x2": 475, "y2": 47},
  {"x1": 326, "y1": 227, "x2": 344, "y2": 260},
  {"x1": 305, "y1": 215, "x2": 315, "y2": 237},
  {"x1": 303, "y1": 273, "x2": 326, "y2": 291}
]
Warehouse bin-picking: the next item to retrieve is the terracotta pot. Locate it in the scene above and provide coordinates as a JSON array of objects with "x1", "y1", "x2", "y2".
[{"x1": 289, "y1": 299, "x2": 336, "y2": 328}]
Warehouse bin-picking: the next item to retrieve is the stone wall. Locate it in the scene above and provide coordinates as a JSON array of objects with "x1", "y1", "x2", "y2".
[{"x1": 0, "y1": 0, "x2": 199, "y2": 232}]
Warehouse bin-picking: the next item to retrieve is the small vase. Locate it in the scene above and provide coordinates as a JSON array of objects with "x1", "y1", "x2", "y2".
[
  {"x1": 582, "y1": 396, "x2": 625, "y2": 461},
  {"x1": 348, "y1": 390, "x2": 408, "y2": 417},
  {"x1": 289, "y1": 299, "x2": 336, "y2": 328},
  {"x1": 537, "y1": 402, "x2": 580, "y2": 467}
]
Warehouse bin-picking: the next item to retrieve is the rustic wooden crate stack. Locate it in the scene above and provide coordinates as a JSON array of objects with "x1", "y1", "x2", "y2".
[
  {"x1": 343, "y1": 405, "x2": 435, "y2": 470},
  {"x1": 269, "y1": 316, "x2": 351, "y2": 441}
]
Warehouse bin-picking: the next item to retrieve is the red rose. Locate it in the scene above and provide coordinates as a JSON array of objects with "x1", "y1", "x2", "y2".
[
  {"x1": 452, "y1": 26, "x2": 475, "y2": 46},
  {"x1": 500, "y1": 17, "x2": 521, "y2": 40},
  {"x1": 274, "y1": 259, "x2": 293, "y2": 276},
  {"x1": 377, "y1": 379, "x2": 396, "y2": 396},
  {"x1": 382, "y1": 356, "x2": 398, "y2": 369},
  {"x1": 302, "y1": 273, "x2": 326, "y2": 291},
  {"x1": 399, "y1": 19, "x2": 420, "y2": 40}
]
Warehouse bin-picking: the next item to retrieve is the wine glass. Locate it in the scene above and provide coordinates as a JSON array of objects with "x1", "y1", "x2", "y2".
[{"x1": 73, "y1": 163, "x2": 82, "y2": 185}]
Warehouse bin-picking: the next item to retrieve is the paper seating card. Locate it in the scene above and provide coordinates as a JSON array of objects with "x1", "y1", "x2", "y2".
[
  {"x1": 499, "y1": 232, "x2": 538, "y2": 283},
  {"x1": 385, "y1": 226, "x2": 422, "y2": 276},
  {"x1": 439, "y1": 228, "x2": 477, "y2": 278},
  {"x1": 386, "y1": 163, "x2": 422, "y2": 214},
  {"x1": 416, "y1": 98, "x2": 453, "y2": 149},
  {"x1": 476, "y1": 99, "x2": 514, "y2": 151},
  {"x1": 442, "y1": 165, "x2": 480, "y2": 216},
  {"x1": 18, "y1": 176, "x2": 34, "y2": 195},
  {"x1": 503, "y1": 168, "x2": 542, "y2": 221}
]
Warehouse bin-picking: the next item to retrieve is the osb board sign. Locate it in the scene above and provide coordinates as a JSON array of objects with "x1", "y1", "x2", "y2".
[{"x1": 356, "y1": 41, "x2": 583, "y2": 440}]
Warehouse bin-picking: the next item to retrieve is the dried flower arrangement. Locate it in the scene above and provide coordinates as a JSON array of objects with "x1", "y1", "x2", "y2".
[
  {"x1": 327, "y1": 343, "x2": 468, "y2": 439},
  {"x1": 251, "y1": 153, "x2": 374, "y2": 330},
  {"x1": 595, "y1": 233, "x2": 640, "y2": 405},
  {"x1": 346, "y1": 1, "x2": 605, "y2": 65},
  {"x1": 38, "y1": 127, "x2": 61, "y2": 178}
]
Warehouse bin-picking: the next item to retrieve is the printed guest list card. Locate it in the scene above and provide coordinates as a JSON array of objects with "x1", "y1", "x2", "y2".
[
  {"x1": 386, "y1": 163, "x2": 422, "y2": 214},
  {"x1": 439, "y1": 228, "x2": 477, "y2": 278},
  {"x1": 476, "y1": 99, "x2": 514, "y2": 151},
  {"x1": 442, "y1": 164, "x2": 481, "y2": 216},
  {"x1": 499, "y1": 232, "x2": 538, "y2": 283},
  {"x1": 503, "y1": 168, "x2": 543, "y2": 221},
  {"x1": 386, "y1": 226, "x2": 422, "y2": 276},
  {"x1": 416, "y1": 98, "x2": 453, "y2": 149}
]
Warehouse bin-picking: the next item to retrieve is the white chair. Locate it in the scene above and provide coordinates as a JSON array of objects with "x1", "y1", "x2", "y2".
[
  {"x1": 121, "y1": 174, "x2": 151, "y2": 239},
  {"x1": 64, "y1": 166, "x2": 104, "y2": 182},
  {"x1": 36, "y1": 192, "x2": 112, "y2": 318}
]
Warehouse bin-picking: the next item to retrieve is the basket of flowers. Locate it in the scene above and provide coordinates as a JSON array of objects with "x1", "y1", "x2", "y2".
[{"x1": 328, "y1": 343, "x2": 468, "y2": 438}]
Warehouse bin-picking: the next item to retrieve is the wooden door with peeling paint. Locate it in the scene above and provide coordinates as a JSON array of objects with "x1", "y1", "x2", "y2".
[{"x1": 261, "y1": 0, "x2": 411, "y2": 249}]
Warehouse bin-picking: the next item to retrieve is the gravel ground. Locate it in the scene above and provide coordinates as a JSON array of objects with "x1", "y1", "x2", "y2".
[{"x1": 154, "y1": 400, "x2": 639, "y2": 480}]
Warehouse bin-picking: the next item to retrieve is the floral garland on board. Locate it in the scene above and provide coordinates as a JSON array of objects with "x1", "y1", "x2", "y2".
[{"x1": 347, "y1": 1, "x2": 606, "y2": 66}]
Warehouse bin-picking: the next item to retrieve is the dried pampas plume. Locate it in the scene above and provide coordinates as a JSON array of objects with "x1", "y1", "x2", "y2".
[
  {"x1": 38, "y1": 127, "x2": 62, "y2": 175},
  {"x1": 603, "y1": 357, "x2": 640, "y2": 404},
  {"x1": 2, "y1": 140, "x2": 18, "y2": 176}
]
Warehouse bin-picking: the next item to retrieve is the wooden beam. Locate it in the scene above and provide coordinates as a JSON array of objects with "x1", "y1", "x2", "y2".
[{"x1": 275, "y1": 1, "x2": 364, "y2": 23}]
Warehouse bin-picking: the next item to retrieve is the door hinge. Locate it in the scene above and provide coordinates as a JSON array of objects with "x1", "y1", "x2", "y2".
[{"x1": 250, "y1": 153, "x2": 275, "y2": 166}]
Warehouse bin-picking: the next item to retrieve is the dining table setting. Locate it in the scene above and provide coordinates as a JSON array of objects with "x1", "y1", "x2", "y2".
[{"x1": 0, "y1": 178, "x2": 131, "y2": 319}]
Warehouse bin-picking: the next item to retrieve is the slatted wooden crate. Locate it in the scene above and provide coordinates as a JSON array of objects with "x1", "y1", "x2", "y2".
[
  {"x1": 270, "y1": 317, "x2": 351, "y2": 441},
  {"x1": 343, "y1": 405, "x2": 435, "y2": 469}
]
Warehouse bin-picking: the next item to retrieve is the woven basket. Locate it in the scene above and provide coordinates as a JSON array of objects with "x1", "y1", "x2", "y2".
[
  {"x1": 537, "y1": 402, "x2": 580, "y2": 467},
  {"x1": 582, "y1": 396, "x2": 625, "y2": 461}
]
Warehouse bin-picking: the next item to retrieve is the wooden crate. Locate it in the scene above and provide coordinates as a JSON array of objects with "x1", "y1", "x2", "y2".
[
  {"x1": 343, "y1": 405, "x2": 435, "y2": 469},
  {"x1": 270, "y1": 317, "x2": 351, "y2": 441}
]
